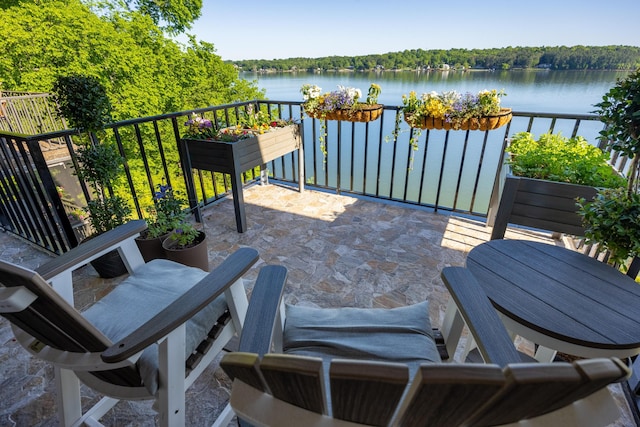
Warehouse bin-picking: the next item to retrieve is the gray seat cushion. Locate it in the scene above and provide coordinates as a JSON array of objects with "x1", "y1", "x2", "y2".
[
  {"x1": 83, "y1": 259, "x2": 229, "y2": 395},
  {"x1": 283, "y1": 301, "x2": 441, "y2": 367}
]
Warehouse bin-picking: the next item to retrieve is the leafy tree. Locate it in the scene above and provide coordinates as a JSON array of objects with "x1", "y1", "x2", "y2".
[
  {"x1": 0, "y1": 0, "x2": 263, "y2": 121},
  {"x1": 233, "y1": 46, "x2": 640, "y2": 72},
  {"x1": 0, "y1": 0, "x2": 264, "y2": 219},
  {"x1": 52, "y1": 74, "x2": 112, "y2": 133}
]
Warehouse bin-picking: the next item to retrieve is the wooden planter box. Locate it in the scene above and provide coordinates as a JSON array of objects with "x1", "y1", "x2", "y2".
[
  {"x1": 181, "y1": 124, "x2": 303, "y2": 232},
  {"x1": 184, "y1": 124, "x2": 302, "y2": 173}
]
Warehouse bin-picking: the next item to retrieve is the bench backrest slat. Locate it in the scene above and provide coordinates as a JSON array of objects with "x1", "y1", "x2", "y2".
[{"x1": 221, "y1": 352, "x2": 630, "y2": 426}]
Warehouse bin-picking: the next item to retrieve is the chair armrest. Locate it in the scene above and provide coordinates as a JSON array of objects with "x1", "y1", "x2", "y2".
[
  {"x1": 101, "y1": 247, "x2": 260, "y2": 363},
  {"x1": 36, "y1": 220, "x2": 147, "y2": 280},
  {"x1": 441, "y1": 267, "x2": 522, "y2": 366},
  {"x1": 238, "y1": 265, "x2": 288, "y2": 355}
]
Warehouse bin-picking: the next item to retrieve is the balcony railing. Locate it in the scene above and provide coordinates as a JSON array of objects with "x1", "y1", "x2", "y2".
[{"x1": 0, "y1": 100, "x2": 612, "y2": 254}]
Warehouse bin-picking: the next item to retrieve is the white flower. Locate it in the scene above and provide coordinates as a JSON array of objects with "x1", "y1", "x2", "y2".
[{"x1": 301, "y1": 84, "x2": 322, "y2": 100}]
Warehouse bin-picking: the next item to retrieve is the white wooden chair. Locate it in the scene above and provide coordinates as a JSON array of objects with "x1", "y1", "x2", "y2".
[
  {"x1": 0, "y1": 220, "x2": 268, "y2": 427},
  {"x1": 219, "y1": 265, "x2": 631, "y2": 427}
]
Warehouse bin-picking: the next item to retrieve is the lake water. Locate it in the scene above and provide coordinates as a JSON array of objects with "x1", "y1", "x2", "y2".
[
  {"x1": 243, "y1": 69, "x2": 631, "y2": 114},
  {"x1": 240, "y1": 69, "x2": 632, "y2": 214}
]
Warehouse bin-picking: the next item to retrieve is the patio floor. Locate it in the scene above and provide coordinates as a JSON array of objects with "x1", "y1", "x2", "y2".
[{"x1": 0, "y1": 182, "x2": 636, "y2": 426}]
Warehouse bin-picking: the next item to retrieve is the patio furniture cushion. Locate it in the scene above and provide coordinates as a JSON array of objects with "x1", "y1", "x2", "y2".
[
  {"x1": 283, "y1": 301, "x2": 440, "y2": 367},
  {"x1": 83, "y1": 259, "x2": 228, "y2": 395}
]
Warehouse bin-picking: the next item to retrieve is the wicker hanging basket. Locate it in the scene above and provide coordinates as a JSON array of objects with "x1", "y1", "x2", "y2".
[
  {"x1": 306, "y1": 103, "x2": 383, "y2": 123},
  {"x1": 404, "y1": 108, "x2": 513, "y2": 131}
]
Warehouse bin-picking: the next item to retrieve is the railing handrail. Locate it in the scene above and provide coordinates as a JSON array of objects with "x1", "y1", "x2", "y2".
[{"x1": 0, "y1": 101, "x2": 608, "y2": 255}]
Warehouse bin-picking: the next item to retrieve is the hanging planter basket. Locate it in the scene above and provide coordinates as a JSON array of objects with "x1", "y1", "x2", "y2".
[
  {"x1": 306, "y1": 103, "x2": 383, "y2": 123},
  {"x1": 404, "y1": 108, "x2": 512, "y2": 131}
]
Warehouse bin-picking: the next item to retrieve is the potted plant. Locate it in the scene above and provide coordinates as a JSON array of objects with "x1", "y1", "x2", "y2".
[
  {"x1": 181, "y1": 105, "x2": 302, "y2": 233},
  {"x1": 301, "y1": 83, "x2": 382, "y2": 157},
  {"x1": 181, "y1": 106, "x2": 301, "y2": 171},
  {"x1": 161, "y1": 220, "x2": 208, "y2": 271},
  {"x1": 52, "y1": 74, "x2": 131, "y2": 278},
  {"x1": 401, "y1": 89, "x2": 511, "y2": 131},
  {"x1": 134, "y1": 184, "x2": 185, "y2": 262},
  {"x1": 577, "y1": 68, "x2": 640, "y2": 271},
  {"x1": 487, "y1": 131, "x2": 626, "y2": 230},
  {"x1": 506, "y1": 131, "x2": 626, "y2": 188}
]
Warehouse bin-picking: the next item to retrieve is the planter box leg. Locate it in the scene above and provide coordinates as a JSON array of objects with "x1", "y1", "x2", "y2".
[
  {"x1": 231, "y1": 170, "x2": 246, "y2": 233},
  {"x1": 260, "y1": 164, "x2": 269, "y2": 185}
]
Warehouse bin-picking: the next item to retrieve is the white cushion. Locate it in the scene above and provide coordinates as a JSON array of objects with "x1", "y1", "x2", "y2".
[
  {"x1": 283, "y1": 301, "x2": 441, "y2": 367},
  {"x1": 83, "y1": 259, "x2": 228, "y2": 395}
]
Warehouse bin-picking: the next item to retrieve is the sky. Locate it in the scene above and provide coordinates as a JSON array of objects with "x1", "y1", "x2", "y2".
[{"x1": 176, "y1": 0, "x2": 640, "y2": 61}]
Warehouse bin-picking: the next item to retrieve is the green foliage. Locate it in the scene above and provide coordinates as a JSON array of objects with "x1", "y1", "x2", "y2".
[
  {"x1": 85, "y1": 195, "x2": 131, "y2": 234},
  {"x1": 0, "y1": 0, "x2": 264, "y2": 234},
  {"x1": 144, "y1": 185, "x2": 186, "y2": 238},
  {"x1": 75, "y1": 143, "x2": 123, "y2": 189},
  {"x1": 120, "y1": 0, "x2": 202, "y2": 35},
  {"x1": 577, "y1": 188, "x2": 640, "y2": 268},
  {"x1": 593, "y1": 68, "x2": 640, "y2": 195},
  {"x1": 51, "y1": 74, "x2": 112, "y2": 133},
  {"x1": 576, "y1": 70, "x2": 640, "y2": 268},
  {"x1": 231, "y1": 46, "x2": 640, "y2": 72},
  {"x1": 75, "y1": 142, "x2": 131, "y2": 233},
  {"x1": 594, "y1": 68, "x2": 640, "y2": 157},
  {"x1": 165, "y1": 221, "x2": 200, "y2": 248},
  {"x1": 507, "y1": 132, "x2": 626, "y2": 188},
  {"x1": 366, "y1": 84, "x2": 381, "y2": 104},
  {"x1": 0, "y1": 0, "x2": 263, "y2": 121}
]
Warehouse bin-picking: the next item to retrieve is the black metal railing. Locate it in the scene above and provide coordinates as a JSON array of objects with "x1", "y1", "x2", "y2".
[{"x1": 0, "y1": 100, "x2": 607, "y2": 254}]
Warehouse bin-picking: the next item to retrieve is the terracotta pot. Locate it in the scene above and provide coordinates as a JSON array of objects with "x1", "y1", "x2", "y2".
[
  {"x1": 135, "y1": 231, "x2": 170, "y2": 263},
  {"x1": 162, "y1": 231, "x2": 209, "y2": 271}
]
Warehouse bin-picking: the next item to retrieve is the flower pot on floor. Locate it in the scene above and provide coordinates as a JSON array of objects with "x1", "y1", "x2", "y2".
[
  {"x1": 80, "y1": 233, "x2": 129, "y2": 278},
  {"x1": 90, "y1": 249, "x2": 128, "y2": 278},
  {"x1": 135, "y1": 231, "x2": 170, "y2": 263},
  {"x1": 162, "y1": 231, "x2": 209, "y2": 271}
]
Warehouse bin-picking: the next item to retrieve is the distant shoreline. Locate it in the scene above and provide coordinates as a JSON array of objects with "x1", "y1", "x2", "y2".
[{"x1": 240, "y1": 67, "x2": 635, "y2": 74}]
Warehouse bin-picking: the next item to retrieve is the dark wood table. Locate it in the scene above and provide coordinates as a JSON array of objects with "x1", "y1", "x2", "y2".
[{"x1": 466, "y1": 239, "x2": 640, "y2": 361}]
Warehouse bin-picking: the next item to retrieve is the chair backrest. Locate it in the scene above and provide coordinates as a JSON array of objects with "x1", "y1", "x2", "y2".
[
  {"x1": 490, "y1": 176, "x2": 640, "y2": 278},
  {"x1": 0, "y1": 260, "x2": 142, "y2": 386},
  {"x1": 221, "y1": 352, "x2": 629, "y2": 427},
  {"x1": 490, "y1": 175, "x2": 597, "y2": 240}
]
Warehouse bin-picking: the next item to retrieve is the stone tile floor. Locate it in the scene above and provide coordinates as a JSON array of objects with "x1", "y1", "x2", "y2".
[{"x1": 0, "y1": 183, "x2": 636, "y2": 426}]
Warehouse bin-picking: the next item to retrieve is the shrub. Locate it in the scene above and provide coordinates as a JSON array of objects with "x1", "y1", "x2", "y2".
[{"x1": 507, "y1": 132, "x2": 626, "y2": 188}]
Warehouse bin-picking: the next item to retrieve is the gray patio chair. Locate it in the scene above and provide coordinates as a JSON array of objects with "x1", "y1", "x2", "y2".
[
  {"x1": 0, "y1": 219, "x2": 269, "y2": 427},
  {"x1": 214, "y1": 265, "x2": 630, "y2": 427},
  {"x1": 489, "y1": 174, "x2": 640, "y2": 274},
  {"x1": 489, "y1": 175, "x2": 597, "y2": 241}
]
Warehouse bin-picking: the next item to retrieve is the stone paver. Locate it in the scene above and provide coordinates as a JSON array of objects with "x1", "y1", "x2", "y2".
[{"x1": 0, "y1": 183, "x2": 634, "y2": 426}]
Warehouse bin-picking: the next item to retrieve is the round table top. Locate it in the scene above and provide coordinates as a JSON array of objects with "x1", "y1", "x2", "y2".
[{"x1": 466, "y1": 239, "x2": 640, "y2": 352}]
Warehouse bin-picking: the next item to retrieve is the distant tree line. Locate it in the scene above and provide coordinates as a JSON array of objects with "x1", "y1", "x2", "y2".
[{"x1": 231, "y1": 45, "x2": 640, "y2": 72}]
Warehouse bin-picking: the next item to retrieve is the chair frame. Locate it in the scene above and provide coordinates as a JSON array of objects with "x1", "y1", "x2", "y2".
[
  {"x1": 219, "y1": 265, "x2": 630, "y2": 427},
  {"x1": 0, "y1": 220, "x2": 262, "y2": 427}
]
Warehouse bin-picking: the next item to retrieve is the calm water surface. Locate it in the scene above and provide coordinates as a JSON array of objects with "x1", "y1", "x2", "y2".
[
  {"x1": 243, "y1": 69, "x2": 631, "y2": 114},
  {"x1": 241, "y1": 70, "x2": 632, "y2": 214}
]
